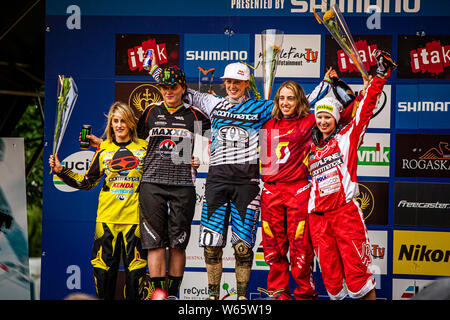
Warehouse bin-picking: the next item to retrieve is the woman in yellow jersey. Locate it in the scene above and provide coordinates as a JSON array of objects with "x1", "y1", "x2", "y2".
[{"x1": 49, "y1": 102, "x2": 148, "y2": 300}]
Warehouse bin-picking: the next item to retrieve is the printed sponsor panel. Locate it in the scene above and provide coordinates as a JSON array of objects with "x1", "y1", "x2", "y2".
[
  {"x1": 47, "y1": 0, "x2": 449, "y2": 17},
  {"x1": 395, "y1": 134, "x2": 450, "y2": 178},
  {"x1": 393, "y1": 230, "x2": 450, "y2": 277},
  {"x1": 394, "y1": 182, "x2": 450, "y2": 228},
  {"x1": 397, "y1": 35, "x2": 450, "y2": 79},
  {"x1": 254, "y1": 34, "x2": 321, "y2": 78},
  {"x1": 185, "y1": 225, "x2": 266, "y2": 270},
  {"x1": 114, "y1": 82, "x2": 163, "y2": 119},
  {"x1": 324, "y1": 84, "x2": 391, "y2": 129},
  {"x1": 180, "y1": 271, "x2": 239, "y2": 300},
  {"x1": 392, "y1": 278, "x2": 437, "y2": 300},
  {"x1": 115, "y1": 34, "x2": 180, "y2": 76},
  {"x1": 52, "y1": 151, "x2": 95, "y2": 192},
  {"x1": 368, "y1": 230, "x2": 388, "y2": 275},
  {"x1": 324, "y1": 35, "x2": 393, "y2": 79},
  {"x1": 184, "y1": 34, "x2": 250, "y2": 79},
  {"x1": 357, "y1": 133, "x2": 390, "y2": 177},
  {"x1": 395, "y1": 84, "x2": 450, "y2": 129},
  {"x1": 357, "y1": 181, "x2": 389, "y2": 225}
]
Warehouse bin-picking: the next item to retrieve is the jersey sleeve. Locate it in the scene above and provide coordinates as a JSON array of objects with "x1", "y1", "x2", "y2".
[
  {"x1": 56, "y1": 147, "x2": 104, "y2": 191},
  {"x1": 307, "y1": 79, "x2": 332, "y2": 107},
  {"x1": 351, "y1": 76, "x2": 386, "y2": 146},
  {"x1": 184, "y1": 88, "x2": 223, "y2": 118},
  {"x1": 137, "y1": 107, "x2": 150, "y2": 140}
]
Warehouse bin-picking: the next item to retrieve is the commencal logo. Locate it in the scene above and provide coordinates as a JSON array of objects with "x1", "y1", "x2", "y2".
[{"x1": 358, "y1": 143, "x2": 390, "y2": 166}]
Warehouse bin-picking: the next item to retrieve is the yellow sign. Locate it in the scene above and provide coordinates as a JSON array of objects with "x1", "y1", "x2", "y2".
[{"x1": 393, "y1": 230, "x2": 450, "y2": 276}]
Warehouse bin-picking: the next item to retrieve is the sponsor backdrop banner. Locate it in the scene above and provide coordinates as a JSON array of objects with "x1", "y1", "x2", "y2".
[
  {"x1": 397, "y1": 35, "x2": 450, "y2": 79},
  {"x1": 393, "y1": 230, "x2": 450, "y2": 277},
  {"x1": 396, "y1": 84, "x2": 450, "y2": 129},
  {"x1": 395, "y1": 134, "x2": 450, "y2": 178},
  {"x1": 325, "y1": 35, "x2": 393, "y2": 79},
  {"x1": 394, "y1": 182, "x2": 450, "y2": 228},
  {"x1": 43, "y1": 0, "x2": 450, "y2": 300}
]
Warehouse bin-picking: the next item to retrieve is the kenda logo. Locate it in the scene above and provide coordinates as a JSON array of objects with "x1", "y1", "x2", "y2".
[
  {"x1": 53, "y1": 151, "x2": 94, "y2": 192},
  {"x1": 186, "y1": 50, "x2": 248, "y2": 61},
  {"x1": 358, "y1": 143, "x2": 390, "y2": 166},
  {"x1": 398, "y1": 101, "x2": 449, "y2": 112}
]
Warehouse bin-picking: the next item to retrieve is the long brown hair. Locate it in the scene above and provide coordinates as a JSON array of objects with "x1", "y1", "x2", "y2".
[
  {"x1": 103, "y1": 102, "x2": 139, "y2": 143},
  {"x1": 272, "y1": 81, "x2": 310, "y2": 120}
]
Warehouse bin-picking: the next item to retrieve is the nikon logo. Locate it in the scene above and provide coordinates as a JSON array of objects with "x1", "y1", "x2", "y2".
[{"x1": 398, "y1": 244, "x2": 450, "y2": 263}]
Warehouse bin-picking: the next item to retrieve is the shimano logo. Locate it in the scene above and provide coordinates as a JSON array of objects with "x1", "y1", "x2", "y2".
[
  {"x1": 186, "y1": 50, "x2": 248, "y2": 61},
  {"x1": 398, "y1": 101, "x2": 449, "y2": 112}
]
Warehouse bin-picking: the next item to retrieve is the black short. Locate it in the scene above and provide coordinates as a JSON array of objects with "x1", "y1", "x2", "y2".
[{"x1": 139, "y1": 182, "x2": 196, "y2": 250}]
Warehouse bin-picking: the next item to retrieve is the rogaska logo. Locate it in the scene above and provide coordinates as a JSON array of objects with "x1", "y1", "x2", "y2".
[{"x1": 401, "y1": 141, "x2": 450, "y2": 171}]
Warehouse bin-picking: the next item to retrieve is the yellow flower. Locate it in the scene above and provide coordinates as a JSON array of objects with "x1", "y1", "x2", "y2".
[
  {"x1": 273, "y1": 45, "x2": 280, "y2": 53},
  {"x1": 323, "y1": 10, "x2": 335, "y2": 22}
]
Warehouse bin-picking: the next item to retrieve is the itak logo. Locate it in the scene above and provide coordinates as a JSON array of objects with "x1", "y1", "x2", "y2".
[
  {"x1": 358, "y1": 143, "x2": 390, "y2": 166},
  {"x1": 338, "y1": 40, "x2": 379, "y2": 74},
  {"x1": 127, "y1": 37, "x2": 168, "y2": 71},
  {"x1": 410, "y1": 40, "x2": 450, "y2": 75}
]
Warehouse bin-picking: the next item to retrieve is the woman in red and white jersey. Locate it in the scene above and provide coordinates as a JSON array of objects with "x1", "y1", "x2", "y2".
[{"x1": 307, "y1": 50, "x2": 396, "y2": 300}]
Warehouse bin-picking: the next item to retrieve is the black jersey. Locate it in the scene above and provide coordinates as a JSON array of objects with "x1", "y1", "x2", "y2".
[{"x1": 137, "y1": 101, "x2": 210, "y2": 186}]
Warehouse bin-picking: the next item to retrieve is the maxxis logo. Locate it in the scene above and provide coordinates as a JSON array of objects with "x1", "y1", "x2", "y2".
[{"x1": 52, "y1": 151, "x2": 94, "y2": 192}]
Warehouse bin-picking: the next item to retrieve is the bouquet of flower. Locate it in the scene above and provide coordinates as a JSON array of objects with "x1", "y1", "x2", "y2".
[
  {"x1": 52, "y1": 75, "x2": 78, "y2": 158},
  {"x1": 261, "y1": 29, "x2": 284, "y2": 100},
  {"x1": 314, "y1": 4, "x2": 369, "y2": 81},
  {"x1": 240, "y1": 60, "x2": 261, "y2": 99}
]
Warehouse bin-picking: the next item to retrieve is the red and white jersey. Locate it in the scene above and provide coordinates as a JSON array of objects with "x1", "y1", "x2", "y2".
[{"x1": 308, "y1": 76, "x2": 386, "y2": 213}]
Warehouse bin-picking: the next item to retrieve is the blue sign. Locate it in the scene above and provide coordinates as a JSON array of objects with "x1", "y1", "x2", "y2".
[
  {"x1": 183, "y1": 34, "x2": 250, "y2": 79},
  {"x1": 396, "y1": 84, "x2": 450, "y2": 129}
]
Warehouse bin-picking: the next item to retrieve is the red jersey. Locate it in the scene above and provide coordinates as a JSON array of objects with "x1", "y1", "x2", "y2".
[
  {"x1": 261, "y1": 114, "x2": 315, "y2": 183},
  {"x1": 307, "y1": 76, "x2": 386, "y2": 213}
]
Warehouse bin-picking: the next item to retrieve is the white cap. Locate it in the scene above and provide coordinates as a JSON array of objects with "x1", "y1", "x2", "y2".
[
  {"x1": 315, "y1": 97, "x2": 343, "y2": 123},
  {"x1": 220, "y1": 62, "x2": 250, "y2": 81}
]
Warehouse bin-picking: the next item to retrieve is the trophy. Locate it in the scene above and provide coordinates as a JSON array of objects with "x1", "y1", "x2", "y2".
[
  {"x1": 260, "y1": 29, "x2": 284, "y2": 100},
  {"x1": 314, "y1": 4, "x2": 370, "y2": 81},
  {"x1": 52, "y1": 75, "x2": 78, "y2": 163}
]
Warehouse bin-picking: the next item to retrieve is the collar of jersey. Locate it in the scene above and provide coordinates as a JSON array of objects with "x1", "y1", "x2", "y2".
[
  {"x1": 163, "y1": 101, "x2": 184, "y2": 113},
  {"x1": 113, "y1": 139, "x2": 132, "y2": 147}
]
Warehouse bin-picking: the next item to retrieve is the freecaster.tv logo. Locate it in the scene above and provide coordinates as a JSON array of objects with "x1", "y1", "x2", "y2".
[{"x1": 127, "y1": 37, "x2": 168, "y2": 71}]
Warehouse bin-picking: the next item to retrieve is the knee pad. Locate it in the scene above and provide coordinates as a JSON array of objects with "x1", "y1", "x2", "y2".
[
  {"x1": 204, "y1": 246, "x2": 223, "y2": 265},
  {"x1": 233, "y1": 241, "x2": 254, "y2": 268}
]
